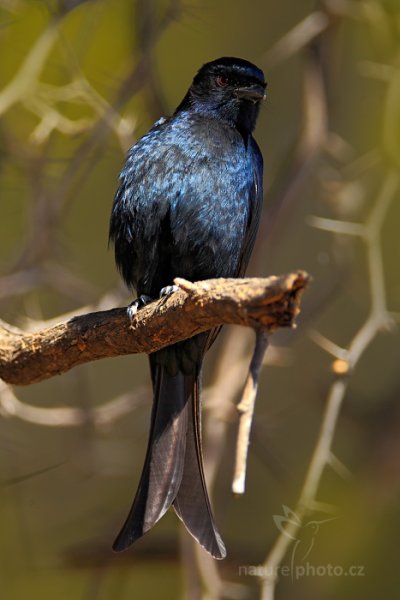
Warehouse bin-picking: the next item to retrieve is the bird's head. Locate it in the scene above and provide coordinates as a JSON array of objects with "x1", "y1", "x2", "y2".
[{"x1": 176, "y1": 57, "x2": 267, "y2": 135}]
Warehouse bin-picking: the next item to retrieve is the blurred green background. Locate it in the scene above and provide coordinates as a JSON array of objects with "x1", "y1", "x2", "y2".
[{"x1": 0, "y1": 1, "x2": 400, "y2": 599}]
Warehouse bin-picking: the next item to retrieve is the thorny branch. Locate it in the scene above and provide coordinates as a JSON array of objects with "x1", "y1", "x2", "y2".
[
  {"x1": 260, "y1": 172, "x2": 398, "y2": 600},
  {"x1": 186, "y1": 1, "x2": 399, "y2": 597}
]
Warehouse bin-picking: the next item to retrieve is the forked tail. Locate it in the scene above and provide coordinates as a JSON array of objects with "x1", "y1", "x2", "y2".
[{"x1": 113, "y1": 355, "x2": 226, "y2": 559}]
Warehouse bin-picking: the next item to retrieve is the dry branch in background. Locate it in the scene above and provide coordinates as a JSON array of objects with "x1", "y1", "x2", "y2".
[
  {"x1": 261, "y1": 170, "x2": 399, "y2": 600},
  {"x1": 0, "y1": 272, "x2": 309, "y2": 387},
  {"x1": 233, "y1": 329, "x2": 269, "y2": 495}
]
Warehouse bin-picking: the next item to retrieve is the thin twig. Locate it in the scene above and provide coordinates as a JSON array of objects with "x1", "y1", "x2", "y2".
[
  {"x1": 0, "y1": 381, "x2": 147, "y2": 427},
  {"x1": 232, "y1": 329, "x2": 269, "y2": 495}
]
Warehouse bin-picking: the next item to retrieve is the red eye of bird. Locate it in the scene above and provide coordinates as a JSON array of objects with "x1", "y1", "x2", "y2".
[{"x1": 216, "y1": 75, "x2": 229, "y2": 87}]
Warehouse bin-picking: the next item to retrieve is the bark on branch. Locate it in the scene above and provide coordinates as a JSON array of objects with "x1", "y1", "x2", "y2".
[{"x1": 0, "y1": 272, "x2": 309, "y2": 386}]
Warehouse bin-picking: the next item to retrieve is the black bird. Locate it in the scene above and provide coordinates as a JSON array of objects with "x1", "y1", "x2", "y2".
[{"x1": 109, "y1": 57, "x2": 266, "y2": 559}]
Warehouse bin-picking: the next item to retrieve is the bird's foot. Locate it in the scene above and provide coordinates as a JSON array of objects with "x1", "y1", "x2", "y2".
[
  {"x1": 127, "y1": 294, "x2": 153, "y2": 320},
  {"x1": 159, "y1": 285, "x2": 179, "y2": 298}
]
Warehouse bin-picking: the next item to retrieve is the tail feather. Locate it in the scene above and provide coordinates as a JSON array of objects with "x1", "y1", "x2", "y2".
[
  {"x1": 173, "y1": 376, "x2": 226, "y2": 559},
  {"x1": 113, "y1": 364, "x2": 188, "y2": 551}
]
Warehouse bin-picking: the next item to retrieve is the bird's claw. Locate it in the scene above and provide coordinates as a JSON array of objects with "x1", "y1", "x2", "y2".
[
  {"x1": 127, "y1": 294, "x2": 153, "y2": 321},
  {"x1": 159, "y1": 285, "x2": 179, "y2": 298}
]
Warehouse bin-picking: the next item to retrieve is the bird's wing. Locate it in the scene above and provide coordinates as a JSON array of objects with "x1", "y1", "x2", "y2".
[
  {"x1": 237, "y1": 137, "x2": 264, "y2": 276},
  {"x1": 108, "y1": 119, "x2": 178, "y2": 292}
]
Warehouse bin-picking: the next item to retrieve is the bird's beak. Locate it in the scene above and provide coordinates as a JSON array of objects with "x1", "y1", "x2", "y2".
[{"x1": 235, "y1": 84, "x2": 267, "y2": 103}]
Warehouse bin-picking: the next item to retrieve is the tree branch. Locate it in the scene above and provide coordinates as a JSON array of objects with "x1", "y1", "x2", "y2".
[{"x1": 0, "y1": 272, "x2": 309, "y2": 386}]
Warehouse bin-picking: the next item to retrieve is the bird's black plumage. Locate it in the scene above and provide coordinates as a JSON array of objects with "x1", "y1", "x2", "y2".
[{"x1": 109, "y1": 57, "x2": 266, "y2": 559}]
